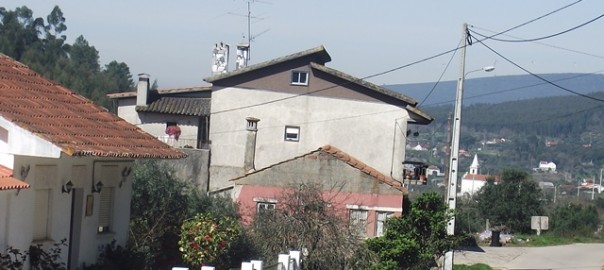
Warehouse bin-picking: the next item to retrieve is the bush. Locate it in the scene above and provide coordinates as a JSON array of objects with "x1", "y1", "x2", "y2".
[
  {"x1": 178, "y1": 213, "x2": 240, "y2": 268},
  {"x1": 0, "y1": 240, "x2": 66, "y2": 270},
  {"x1": 82, "y1": 240, "x2": 144, "y2": 270},
  {"x1": 550, "y1": 203, "x2": 599, "y2": 237}
]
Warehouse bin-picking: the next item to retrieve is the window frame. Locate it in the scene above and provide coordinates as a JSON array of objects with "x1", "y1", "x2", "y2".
[
  {"x1": 290, "y1": 70, "x2": 309, "y2": 86},
  {"x1": 349, "y1": 209, "x2": 368, "y2": 237},
  {"x1": 284, "y1": 126, "x2": 300, "y2": 142},
  {"x1": 375, "y1": 211, "x2": 394, "y2": 237},
  {"x1": 256, "y1": 202, "x2": 276, "y2": 213}
]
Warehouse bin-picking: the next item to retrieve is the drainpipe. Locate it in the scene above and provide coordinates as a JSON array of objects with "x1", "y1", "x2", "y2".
[{"x1": 244, "y1": 117, "x2": 260, "y2": 173}]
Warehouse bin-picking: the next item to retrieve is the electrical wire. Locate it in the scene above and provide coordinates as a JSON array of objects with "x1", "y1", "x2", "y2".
[
  {"x1": 468, "y1": 0, "x2": 583, "y2": 41},
  {"x1": 469, "y1": 12, "x2": 604, "y2": 43},
  {"x1": 469, "y1": 25, "x2": 604, "y2": 60},
  {"x1": 475, "y1": 38, "x2": 604, "y2": 103},
  {"x1": 424, "y1": 70, "x2": 604, "y2": 107},
  {"x1": 418, "y1": 39, "x2": 460, "y2": 106}
]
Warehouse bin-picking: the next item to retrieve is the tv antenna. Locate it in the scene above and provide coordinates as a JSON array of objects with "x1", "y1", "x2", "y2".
[{"x1": 228, "y1": 0, "x2": 271, "y2": 63}]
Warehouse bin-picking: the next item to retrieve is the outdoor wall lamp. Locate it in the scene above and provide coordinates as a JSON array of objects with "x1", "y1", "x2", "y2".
[
  {"x1": 62, "y1": 180, "x2": 74, "y2": 194},
  {"x1": 92, "y1": 181, "x2": 104, "y2": 193}
]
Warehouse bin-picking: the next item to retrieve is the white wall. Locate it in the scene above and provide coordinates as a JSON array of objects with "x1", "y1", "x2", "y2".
[
  {"x1": 115, "y1": 99, "x2": 200, "y2": 148},
  {"x1": 0, "y1": 117, "x2": 62, "y2": 162},
  {"x1": 460, "y1": 178, "x2": 486, "y2": 197},
  {"x1": 4, "y1": 155, "x2": 134, "y2": 269},
  {"x1": 209, "y1": 87, "x2": 410, "y2": 189}
]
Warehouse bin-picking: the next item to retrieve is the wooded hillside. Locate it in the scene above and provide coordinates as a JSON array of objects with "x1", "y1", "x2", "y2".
[{"x1": 0, "y1": 5, "x2": 134, "y2": 108}]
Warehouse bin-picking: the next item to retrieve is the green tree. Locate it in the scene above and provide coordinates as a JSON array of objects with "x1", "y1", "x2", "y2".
[
  {"x1": 103, "y1": 61, "x2": 133, "y2": 92},
  {"x1": 367, "y1": 192, "x2": 460, "y2": 270},
  {"x1": 474, "y1": 168, "x2": 544, "y2": 233}
]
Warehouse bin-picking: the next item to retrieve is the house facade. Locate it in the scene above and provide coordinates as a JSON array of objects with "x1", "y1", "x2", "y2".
[
  {"x1": 108, "y1": 45, "x2": 433, "y2": 193},
  {"x1": 0, "y1": 54, "x2": 185, "y2": 269},
  {"x1": 204, "y1": 45, "x2": 433, "y2": 190},
  {"x1": 231, "y1": 145, "x2": 406, "y2": 238}
]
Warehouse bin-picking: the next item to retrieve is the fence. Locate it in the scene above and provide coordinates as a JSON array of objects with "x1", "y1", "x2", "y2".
[{"x1": 172, "y1": 250, "x2": 301, "y2": 270}]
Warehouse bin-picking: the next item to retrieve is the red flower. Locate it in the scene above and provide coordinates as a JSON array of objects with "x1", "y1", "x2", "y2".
[
  {"x1": 219, "y1": 241, "x2": 226, "y2": 248},
  {"x1": 205, "y1": 235, "x2": 211, "y2": 242},
  {"x1": 189, "y1": 242, "x2": 200, "y2": 250}
]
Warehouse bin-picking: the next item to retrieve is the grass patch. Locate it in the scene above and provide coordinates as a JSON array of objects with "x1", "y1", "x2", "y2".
[{"x1": 454, "y1": 263, "x2": 493, "y2": 270}]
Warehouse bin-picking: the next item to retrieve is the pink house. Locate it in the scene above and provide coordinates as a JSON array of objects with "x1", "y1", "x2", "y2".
[{"x1": 231, "y1": 145, "x2": 406, "y2": 238}]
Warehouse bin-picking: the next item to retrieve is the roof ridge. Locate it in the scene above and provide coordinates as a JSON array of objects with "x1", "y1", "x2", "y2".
[{"x1": 319, "y1": 144, "x2": 406, "y2": 192}]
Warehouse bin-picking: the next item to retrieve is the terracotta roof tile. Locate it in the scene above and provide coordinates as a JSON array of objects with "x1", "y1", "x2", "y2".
[
  {"x1": 231, "y1": 144, "x2": 406, "y2": 193},
  {"x1": 0, "y1": 54, "x2": 186, "y2": 159},
  {"x1": 0, "y1": 165, "x2": 29, "y2": 190},
  {"x1": 318, "y1": 145, "x2": 406, "y2": 192}
]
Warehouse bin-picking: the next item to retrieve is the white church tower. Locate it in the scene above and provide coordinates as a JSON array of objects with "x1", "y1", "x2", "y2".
[{"x1": 469, "y1": 154, "x2": 480, "y2": 175}]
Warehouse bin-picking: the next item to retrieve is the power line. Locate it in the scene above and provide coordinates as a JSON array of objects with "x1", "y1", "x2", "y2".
[
  {"x1": 468, "y1": 0, "x2": 583, "y2": 41},
  {"x1": 424, "y1": 70, "x2": 604, "y2": 107},
  {"x1": 475, "y1": 38, "x2": 604, "y2": 103},
  {"x1": 469, "y1": 25, "x2": 604, "y2": 60},
  {"x1": 418, "y1": 39, "x2": 460, "y2": 107},
  {"x1": 469, "y1": 12, "x2": 604, "y2": 43}
]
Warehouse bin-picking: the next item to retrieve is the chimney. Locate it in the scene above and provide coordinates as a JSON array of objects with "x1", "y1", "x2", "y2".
[
  {"x1": 212, "y1": 42, "x2": 229, "y2": 75},
  {"x1": 236, "y1": 43, "x2": 249, "y2": 70},
  {"x1": 244, "y1": 117, "x2": 260, "y2": 172},
  {"x1": 136, "y1": 73, "x2": 150, "y2": 106}
]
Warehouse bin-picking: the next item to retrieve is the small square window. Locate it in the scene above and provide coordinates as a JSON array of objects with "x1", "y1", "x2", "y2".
[
  {"x1": 257, "y1": 202, "x2": 276, "y2": 213},
  {"x1": 284, "y1": 126, "x2": 300, "y2": 142},
  {"x1": 291, "y1": 71, "x2": 308, "y2": 86}
]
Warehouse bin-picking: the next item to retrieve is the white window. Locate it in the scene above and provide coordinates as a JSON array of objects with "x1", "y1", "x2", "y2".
[
  {"x1": 284, "y1": 126, "x2": 300, "y2": 142},
  {"x1": 349, "y1": 209, "x2": 368, "y2": 237},
  {"x1": 256, "y1": 202, "x2": 276, "y2": 213},
  {"x1": 34, "y1": 189, "x2": 51, "y2": 240},
  {"x1": 291, "y1": 71, "x2": 308, "y2": 86},
  {"x1": 376, "y1": 211, "x2": 393, "y2": 237},
  {"x1": 98, "y1": 187, "x2": 115, "y2": 233}
]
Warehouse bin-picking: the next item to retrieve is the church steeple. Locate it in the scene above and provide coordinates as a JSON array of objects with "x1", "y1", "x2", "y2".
[{"x1": 469, "y1": 154, "x2": 480, "y2": 175}]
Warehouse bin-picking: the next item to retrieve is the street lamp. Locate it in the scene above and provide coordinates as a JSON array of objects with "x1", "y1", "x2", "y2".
[{"x1": 443, "y1": 23, "x2": 494, "y2": 270}]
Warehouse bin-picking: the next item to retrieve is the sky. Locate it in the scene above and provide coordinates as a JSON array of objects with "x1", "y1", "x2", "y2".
[{"x1": 4, "y1": 1, "x2": 604, "y2": 90}]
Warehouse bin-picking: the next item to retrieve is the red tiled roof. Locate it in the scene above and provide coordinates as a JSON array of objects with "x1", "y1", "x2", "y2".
[
  {"x1": 320, "y1": 145, "x2": 406, "y2": 192},
  {"x1": 0, "y1": 54, "x2": 186, "y2": 159},
  {"x1": 0, "y1": 165, "x2": 29, "y2": 190},
  {"x1": 231, "y1": 144, "x2": 407, "y2": 193},
  {"x1": 463, "y1": 173, "x2": 490, "y2": 181}
]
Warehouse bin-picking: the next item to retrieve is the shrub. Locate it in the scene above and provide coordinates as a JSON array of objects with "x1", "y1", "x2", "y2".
[{"x1": 178, "y1": 213, "x2": 240, "y2": 268}]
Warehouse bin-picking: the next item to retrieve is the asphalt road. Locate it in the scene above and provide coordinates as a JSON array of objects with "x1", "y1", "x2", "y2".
[{"x1": 454, "y1": 243, "x2": 604, "y2": 270}]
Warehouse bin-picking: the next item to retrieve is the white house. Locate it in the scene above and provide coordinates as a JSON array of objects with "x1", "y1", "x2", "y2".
[
  {"x1": 460, "y1": 154, "x2": 493, "y2": 197},
  {"x1": 0, "y1": 54, "x2": 185, "y2": 269},
  {"x1": 538, "y1": 161, "x2": 557, "y2": 172}
]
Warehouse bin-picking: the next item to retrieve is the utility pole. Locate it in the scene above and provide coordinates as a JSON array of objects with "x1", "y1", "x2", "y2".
[
  {"x1": 443, "y1": 23, "x2": 468, "y2": 270},
  {"x1": 444, "y1": 112, "x2": 452, "y2": 188}
]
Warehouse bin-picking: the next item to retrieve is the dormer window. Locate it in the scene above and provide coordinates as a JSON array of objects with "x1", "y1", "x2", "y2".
[{"x1": 291, "y1": 71, "x2": 309, "y2": 86}]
